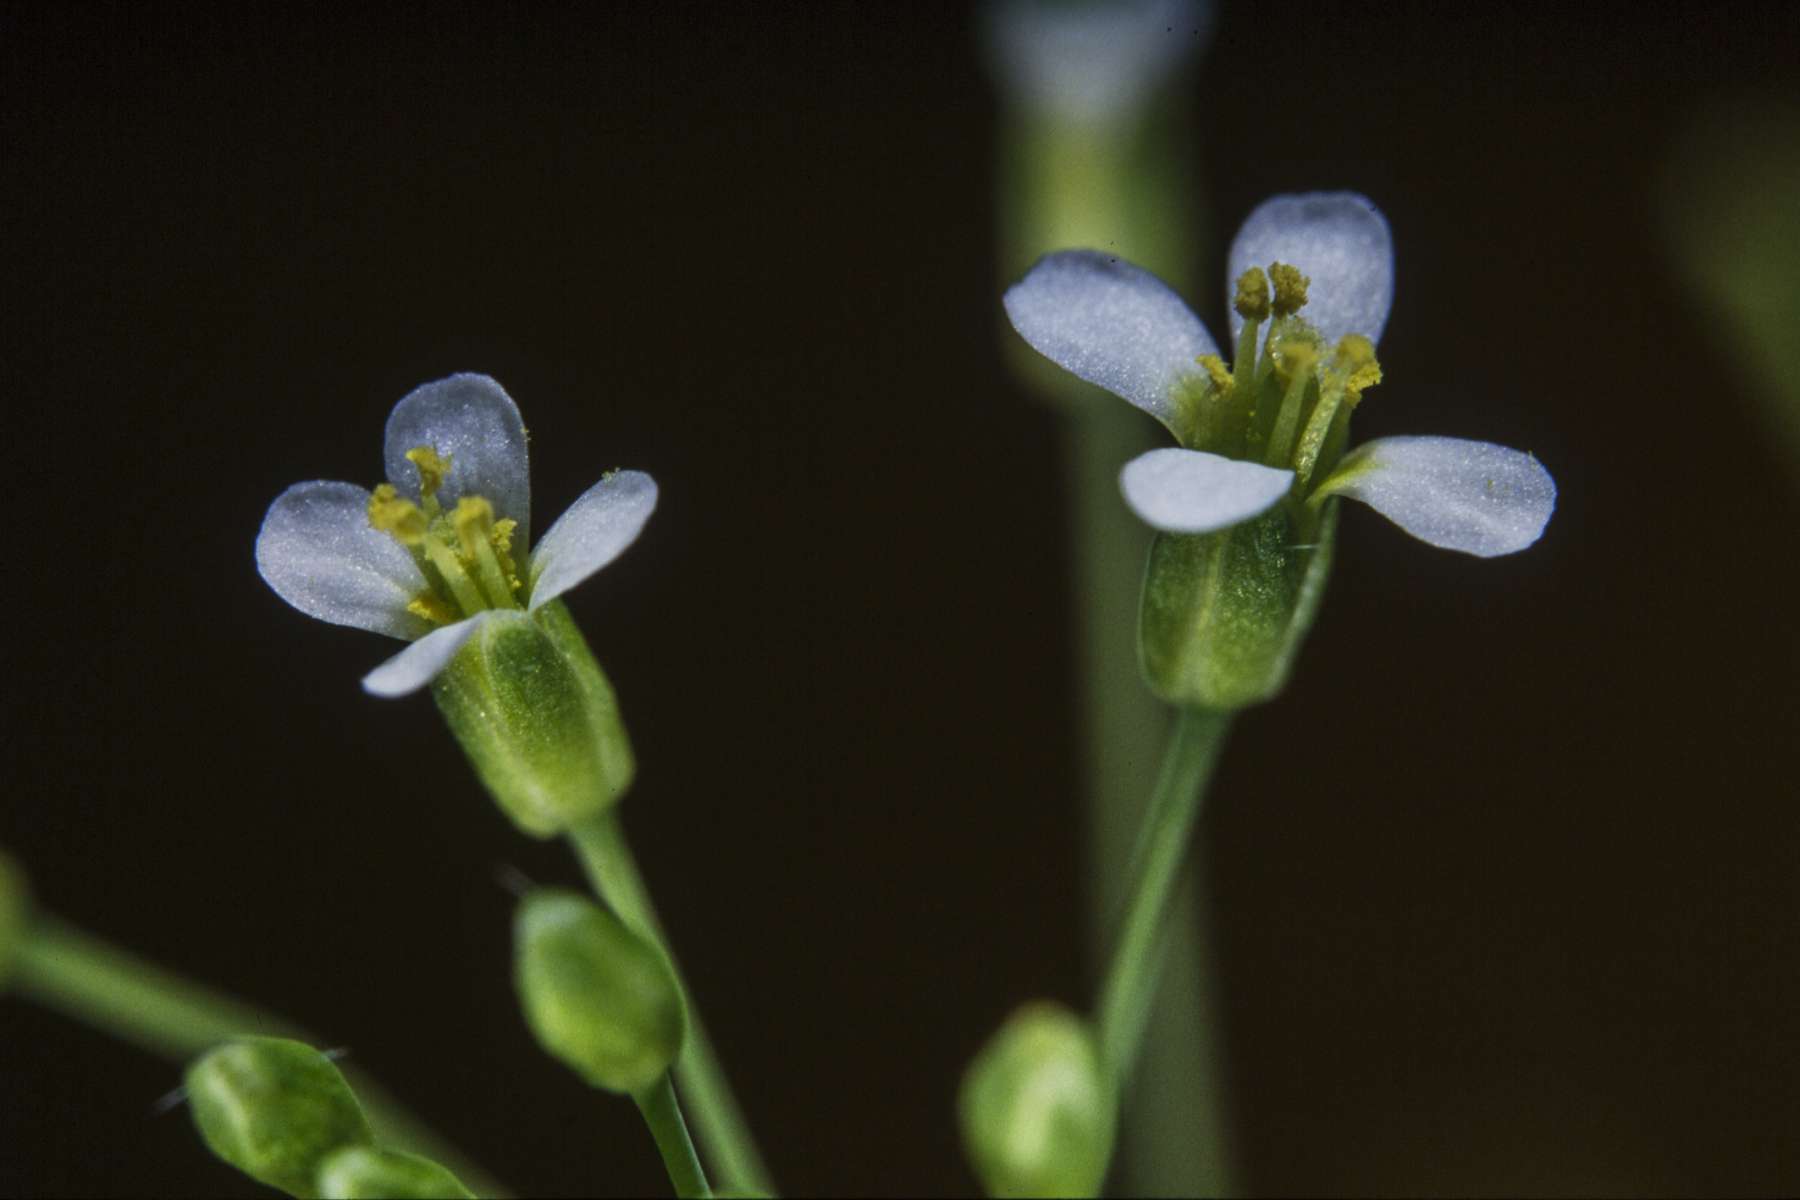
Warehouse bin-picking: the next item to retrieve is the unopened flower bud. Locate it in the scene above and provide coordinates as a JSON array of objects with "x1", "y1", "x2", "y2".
[
  {"x1": 959, "y1": 1001, "x2": 1114, "y2": 1199},
  {"x1": 186, "y1": 1037, "x2": 373, "y2": 1198},
  {"x1": 434, "y1": 601, "x2": 635, "y2": 838},
  {"x1": 315, "y1": 1146, "x2": 474, "y2": 1200},
  {"x1": 514, "y1": 888, "x2": 685, "y2": 1094}
]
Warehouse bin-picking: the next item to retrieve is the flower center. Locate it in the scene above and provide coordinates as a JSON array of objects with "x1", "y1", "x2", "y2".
[
  {"x1": 367, "y1": 446, "x2": 524, "y2": 625},
  {"x1": 1171, "y1": 263, "x2": 1383, "y2": 490}
]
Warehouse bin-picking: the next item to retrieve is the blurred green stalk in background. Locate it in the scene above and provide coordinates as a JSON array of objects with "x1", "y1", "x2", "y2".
[
  {"x1": 983, "y1": 2, "x2": 1231, "y2": 1193},
  {"x1": 1660, "y1": 93, "x2": 1800, "y2": 485}
]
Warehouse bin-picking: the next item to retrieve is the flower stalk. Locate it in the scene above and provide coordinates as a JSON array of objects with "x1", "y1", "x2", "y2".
[
  {"x1": 567, "y1": 813, "x2": 773, "y2": 1196},
  {"x1": 634, "y1": 1075, "x2": 713, "y2": 1200},
  {"x1": 1094, "y1": 708, "x2": 1231, "y2": 1091},
  {"x1": 10, "y1": 912, "x2": 504, "y2": 1197}
]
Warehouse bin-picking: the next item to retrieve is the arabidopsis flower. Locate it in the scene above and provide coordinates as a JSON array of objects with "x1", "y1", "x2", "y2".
[
  {"x1": 983, "y1": 0, "x2": 1215, "y2": 128},
  {"x1": 256, "y1": 375, "x2": 654, "y2": 834},
  {"x1": 256, "y1": 374, "x2": 656, "y2": 698},
  {"x1": 1005, "y1": 193, "x2": 1556, "y2": 707}
]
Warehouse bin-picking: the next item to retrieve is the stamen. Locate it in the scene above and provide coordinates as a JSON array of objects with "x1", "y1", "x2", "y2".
[
  {"x1": 1264, "y1": 366, "x2": 1315, "y2": 469},
  {"x1": 1294, "y1": 336, "x2": 1383, "y2": 485},
  {"x1": 367, "y1": 484, "x2": 427, "y2": 545},
  {"x1": 1269, "y1": 262, "x2": 1310, "y2": 317},
  {"x1": 1232, "y1": 267, "x2": 1271, "y2": 321},
  {"x1": 423, "y1": 537, "x2": 488, "y2": 617},
  {"x1": 454, "y1": 496, "x2": 521, "y2": 609},
  {"x1": 1197, "y1": 354, "x2": 1233, "y2": 395},
  {"x1": 405, "y1": 446, "x2": 451, "y2": 499},
  {"x1": 1329, "y1": 334, "x2": 1382, "y2": 399},
  {"x1": 406, "y1": 593, "x2": 459, "y2": 626}
]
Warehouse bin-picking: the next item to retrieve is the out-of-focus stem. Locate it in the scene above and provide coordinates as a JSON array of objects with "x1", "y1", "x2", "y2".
[{"x1": 12, "y1": 912, "x2": 508, "y2": 1197}]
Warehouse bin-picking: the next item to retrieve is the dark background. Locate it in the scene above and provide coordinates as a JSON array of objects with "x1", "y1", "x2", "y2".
[{"x1": 5, "y1": 2, "x2": 1799, "y2": 1196}]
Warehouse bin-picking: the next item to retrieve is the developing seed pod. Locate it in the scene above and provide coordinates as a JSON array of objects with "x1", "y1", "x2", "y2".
[
  {"x1": 960, "y1": 1001, "x2": 1115, "y2": 1199},
  {"x1": 315, "y1": 1145, "x2": 474, "y2": 1200},
  {"x1": 186, "y1": 1037, "x2": 374, "y2": 1199},
  {"x1": 513, "y1": 888, "x2": 685, "y2": 1094}
]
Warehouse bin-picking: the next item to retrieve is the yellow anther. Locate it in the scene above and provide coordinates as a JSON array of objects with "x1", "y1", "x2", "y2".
[
  {"x1": 405, "y1": 446, "x2": 452, "y2": 499},
  {"x1": 1330, "y1": 333, "x2": 1383, "y2": 401},
  {"x1": 1197, "y1": 353, "x2": 1234, "y2": 395},
  {"x1": 491, "y1": 517, "x2": 517, "y2": 557},
  {"x1": 1269, "y1": 262, "x2": 1310, "y2": 316},
  {"x1": 406, "y1": 593, "x2": 459, "y2": 626},
  {"x1": 1268, "y1": 330, "x2": 1320, "y2": 383},
  {"x1": 490, "y1": 518, "x2": 523, "y2": 594},
  {"x1": 452, "y1": 495, "x2": 496, "y2": 559},
  {"x1": 1232, "y1": 267, "x2": 1271, "y2": 321},
  {"x1": 367, "y1": 483, "x2": 428, "y2": 545}
]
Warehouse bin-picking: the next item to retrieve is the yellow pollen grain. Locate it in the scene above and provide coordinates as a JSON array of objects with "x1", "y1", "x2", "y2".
[
  {"x1": 1232, "y1": 267, "x2": 1271, "y2": 321},
  {"x1": 1197, "y1": 353, "x2": 1234, "y2": 395},
  {"x1": 490, "y1": 517, "x2": 523, "y2": 594},
  {"x1": 1331, "y1": 334, "x2": 1382, "y2": 400},
  {"x1": 1269, "y1": 262, "x2": 1310, "y2": 316},
  {"x1": 405, "y1": 446, "x2": 451, "y2": 499},
  {"x1": 406, "y1": 593, "x2": 459, "y2": 626},
  {"x1": 367, "y1": 483, "x2": 427, "y2": 544},
  {"x1": 452, "y1": 495, "x2": 496, "y2": 559}
]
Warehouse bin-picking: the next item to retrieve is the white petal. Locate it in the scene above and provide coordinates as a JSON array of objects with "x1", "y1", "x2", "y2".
[
  {"x1": 983, "y1": 0, "x2": 1215, "y2": 126},
  {"x1": 1003, "y1": 250, "x2": 1219, "y2": 428},
  {"x1": 1315, "y1": 435, "x2": 1556, "y2": 557},
  {"x1": 384, "y1": 373, "x2": 532, "y2": 544},
  {"x1": 1119, "y1": 447, "x2": 1294, "y2": 534},
  {"x1": 527, "y1": 470, "x2": 659, "y2": 609},
  {"x1": 361, "y1": 614, "x2": 488, "y2": 698},
  {"x1": 1227, "y1": 192, "x2": 1395, "y2": 349},
  {"x1": 256, "y1": 481, "x2": 430, "y2": 640}
]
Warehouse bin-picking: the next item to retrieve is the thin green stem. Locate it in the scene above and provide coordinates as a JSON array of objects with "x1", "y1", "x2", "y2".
[
  {"x1": 633, "y1": 1075, "x2": 712, "y2": 1199},
  {"x1": 12, "y1": 912, "x2": 508, "y2": 1198},
  {"x1": 1095, "y1": 707, "x2": 1232, "y2": 1094},
  {"x1": 567, "y1": 812, "x2": 773, "y2": 1196}
]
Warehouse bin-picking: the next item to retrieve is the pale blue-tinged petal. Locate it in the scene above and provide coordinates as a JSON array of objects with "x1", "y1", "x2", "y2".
[
  {"x1": 1004, "y1": 250, "x2": 1218, "y2": 428},
  {"x1": 384, "y1": 373, "x2": 532, "y2": 544},
  {"x1": 1227, "y1": 192, "x2": 1395, "y2": 349},
  {"x1": 256, "y1": 481, "x2": 430, "y2": 640},
  {"x1": 983, "y1": 0, "x2": 1215, "y2": 126},
  {"x1": 361, "y1": 613, "x2": 488, "y2": 698},
  {"x1": 1120, "y1": 447, "x2": 1293, "y2": 534},
  {"x1": 1314, "y1": 435, "x2": 1555, "y2": 557},
  {"x1": 527, "y1": 470, "x2": 659, "y2": 609}
]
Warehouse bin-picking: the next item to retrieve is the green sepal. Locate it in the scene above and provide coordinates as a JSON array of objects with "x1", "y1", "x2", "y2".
[
  {"x1": 316, "y1": 1146, "x2": 474, "y2": 1200},
  {"x1": 959, "y1": 1001, "x2": 1115, "y2": 1199},
  {"x1": 0, "y1": 850, "x2": 26, "y2": 989},
  {"x1": 432, "y1": 600, "x2": 635, "y2": 838},
  {"x1": 513, "y1": 888, "x2": 686, "y2": 1095},
  {"x1": 185, "y1": 1037, "x2": 374, "y2": 1199},
  {"x1": 1138, "y1": 501, "x2": 1338, "y2": 710}
]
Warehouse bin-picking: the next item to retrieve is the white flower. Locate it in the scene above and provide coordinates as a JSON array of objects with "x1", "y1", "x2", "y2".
[
  {"x1": 983, "y1": 0, "x2": 1216, "y2": 127},
  {"x1": 256, "y1": 374, "x2": 657, "y2": 697},
  {"x1": 1003, "y1": 192, "x2": 1556, "y2": 558}
]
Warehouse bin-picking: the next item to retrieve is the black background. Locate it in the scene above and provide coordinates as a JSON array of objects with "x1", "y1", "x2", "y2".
[{"x1": 5, "y1": 3, "x2": 1799, "y2": 1196}]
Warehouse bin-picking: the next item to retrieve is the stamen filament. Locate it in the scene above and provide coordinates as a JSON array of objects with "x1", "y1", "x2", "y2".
[
  {"x1": 1292, "y1": 387, "x2": 1348, "y2": 485},
  {"x1": 468, "y1": 536, "x2": 519, "y2": 610},
  {"x1": 1228, "y1": 319, "x2": 1263, "y2": 456},
  {"x1": 423, "y1": 538, "x2": 487, "y2": 616},
  {"x1": 1264, "y1": 369, "x2": 1313, "y2": 469}
]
